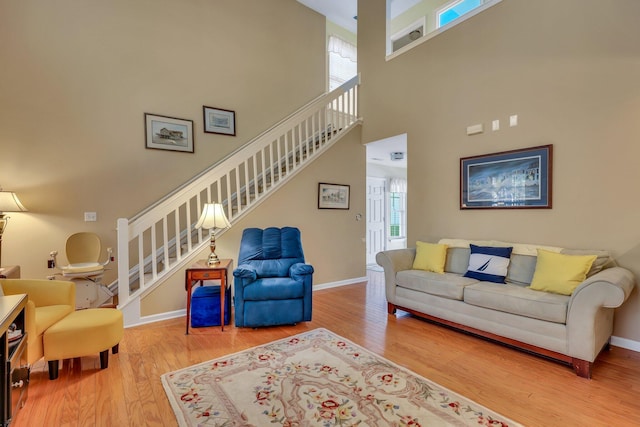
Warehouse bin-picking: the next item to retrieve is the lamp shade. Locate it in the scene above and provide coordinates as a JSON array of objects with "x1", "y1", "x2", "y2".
[
  {"x1": 195, "y1": 203, "x2": 230, "y2": 230},
  {"x1": 0, "y1": 191, "x2": 27, "y2": 212}
]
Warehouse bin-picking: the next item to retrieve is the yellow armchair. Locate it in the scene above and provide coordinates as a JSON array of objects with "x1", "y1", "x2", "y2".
[{"x1": 1, "y1": 279, "x2": 75, "y2": 365}]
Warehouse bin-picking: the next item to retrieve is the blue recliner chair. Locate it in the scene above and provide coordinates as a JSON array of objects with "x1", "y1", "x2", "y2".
[{"x1": 233, "y1": 227, "x2": 314, "y2": 327}]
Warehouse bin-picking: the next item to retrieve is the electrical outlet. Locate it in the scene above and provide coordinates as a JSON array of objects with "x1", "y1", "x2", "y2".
[{"x1": 84, "y1": 212, "x2": 97, "y2": 222}]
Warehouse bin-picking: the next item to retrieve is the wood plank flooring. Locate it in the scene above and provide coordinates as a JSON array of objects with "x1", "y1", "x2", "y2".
[{"x1": 13, "y1": 270, "x2": 640, "y2": 426}]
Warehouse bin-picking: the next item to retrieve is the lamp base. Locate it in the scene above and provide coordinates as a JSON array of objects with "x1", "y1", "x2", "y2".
[{"x1": 207, "y1": 252, "x2": 221, "y2": 266}]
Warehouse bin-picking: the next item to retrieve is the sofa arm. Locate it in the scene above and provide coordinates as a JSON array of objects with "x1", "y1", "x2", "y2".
[
  {"x1": 375, "y1": 249, "x2": 416, "y2": 303},
  {"x1": 1, "y1": 279, "x2": 75, "y2": 308},
  {"x1": 566, "y1": 267, "x2": 636, "y2": 361}
]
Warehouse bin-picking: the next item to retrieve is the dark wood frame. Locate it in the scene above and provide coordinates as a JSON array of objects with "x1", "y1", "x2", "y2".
[
  {"x1": 318, "y1": 182, "x2": 350, "y2": 210},
  {"x1": 460, "y1": 144, "x2": 553, "y2": 209},
  {"x1": 387, "y1": 302, "x2": 604, "y2": 378},
  {"x1": 144, "y1": 113, "x2": 194, "y2": 153},
  {"x1": 203, "y1": 106, "x2": 236, "y2": 136}
]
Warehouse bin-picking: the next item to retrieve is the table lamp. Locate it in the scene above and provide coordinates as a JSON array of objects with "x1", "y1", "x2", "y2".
[
  {"x1": 0, "y1": 190, "x2": 27, "y2": 266},
  {"x1": 195, "y1": 203, "x2": 231, "y2": 265}
]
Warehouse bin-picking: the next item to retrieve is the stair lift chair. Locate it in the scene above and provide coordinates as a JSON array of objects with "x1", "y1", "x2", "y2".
[
  {"x1": 49, "y1": 232, "x2": 114, "y2": 309},
  {"x1": 233, "y1": 227, "x2": 314, "y2": 327}
]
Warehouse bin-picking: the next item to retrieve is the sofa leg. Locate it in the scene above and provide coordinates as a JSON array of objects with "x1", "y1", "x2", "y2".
[
  {"x1": 100, "y1": 349, "x2": 109, "y2": 369},
  {"x1": 48, "y1": 360, "x2": 59, "y2": 380},
  {"x1": 112, "y1": 343, "x2": 119, "y2": 355},
  {"x1": 572, "y1": 358, "x2": 592, "y2": 379},
  {"x1": 387, "y1": 302, "x2": 397, "y2": 315}
]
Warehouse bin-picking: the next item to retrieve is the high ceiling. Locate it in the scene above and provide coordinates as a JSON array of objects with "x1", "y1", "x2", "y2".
[
  {"x1": 297, "y1": 0, "x2": 358, "y2": 33},
  {"x1": 297, "y1": 0, "x2": 424, "y2": 34}
]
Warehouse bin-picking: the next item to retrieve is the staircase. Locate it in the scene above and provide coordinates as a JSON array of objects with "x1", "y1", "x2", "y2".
[{"x1": 114, "y1": 75, "x2": 361, "y2": 326}]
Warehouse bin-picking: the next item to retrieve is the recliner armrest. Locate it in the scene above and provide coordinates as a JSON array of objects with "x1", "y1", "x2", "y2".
[
  {"x1": 290, "y1": 263, "x2": 314, "y2": 280},
  {"x1": 233, "y1": 264, "x2": 258, "y2": 282}
]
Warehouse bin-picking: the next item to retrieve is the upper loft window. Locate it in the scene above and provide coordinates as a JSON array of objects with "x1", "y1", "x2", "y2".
[
  {"x1": 328, "y1": 35, "x2": 357, "y2": 91},
  {"x1": 437, "y1": 0, "x2": 483, "y2": 28},
  {"x1": 387, "y1": 0, "x2": 503, "y2": 59}
]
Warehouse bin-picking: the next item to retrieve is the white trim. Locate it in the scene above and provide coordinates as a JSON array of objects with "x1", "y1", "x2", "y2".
[
  {"x1": 390, "y1": 16, "x2": 426, "y2": 43},
  {"x1": 611, "y1": 336, "x2": 640, "y2": 353},
  {"x1": 386, "y1": 0, "x2": 503, "y2": 61},
  {"x1": 313, "y1": 277, "x2": 368, "y2": 291},
  {"x1": 125, "y1": 308, "x2": 185, "y2": 329}
]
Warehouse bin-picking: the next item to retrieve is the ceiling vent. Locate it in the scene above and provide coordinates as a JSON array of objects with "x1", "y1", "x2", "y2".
[{"x1": 390, "y1": 152, "x2": 405, "y2": 161}]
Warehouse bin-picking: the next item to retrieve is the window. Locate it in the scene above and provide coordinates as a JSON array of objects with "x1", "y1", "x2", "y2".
[
  {"x1": 437, "y1": 0, "x2": 483, "y2": 28},
  {"x1": 386, "y1": 0, "x2": 503, "y2": 59},
  {"x1": 328, "y1": 35, "x2": 357, "y2": 91},
  {"x1": 389, "y1": 192, "x2": 406, "y2": 238}
]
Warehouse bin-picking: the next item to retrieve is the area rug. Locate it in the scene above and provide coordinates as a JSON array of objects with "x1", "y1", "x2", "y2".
[{"x1": 161, "y1": 328, "x2": 522, "y2": 426}]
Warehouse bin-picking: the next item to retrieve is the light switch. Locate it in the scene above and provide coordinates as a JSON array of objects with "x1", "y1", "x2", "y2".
[
  {"x1": 492, "y1": 120, "x2": 500, "y2": 131},
  {"x1": 84, "y1": 212, "x2": 97, "y2": 222},
  {"x1": 466, "y1": 124, "x2": 484, "y2": 135},
  {"x1": 509, "y1": 115, "x2": 518, "y2": 127}
]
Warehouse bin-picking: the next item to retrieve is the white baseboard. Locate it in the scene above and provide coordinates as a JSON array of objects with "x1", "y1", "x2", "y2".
[
  {"x1": 313, "y1": 277, "x2": 368, "y2": 291},
  {"x1": 125, "y1": 308, "x2": 186, "y2": 329},
  {"x1": 611, "y1": 335, "x2": 640, "y2": 352}
]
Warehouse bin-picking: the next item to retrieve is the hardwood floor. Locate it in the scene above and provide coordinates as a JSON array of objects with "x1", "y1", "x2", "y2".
[{"x1": 14, "y1": 270, "x2": 640, "y2": 426}]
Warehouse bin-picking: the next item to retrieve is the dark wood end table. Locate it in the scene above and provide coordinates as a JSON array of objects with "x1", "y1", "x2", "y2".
[{"x1": 185, "y1": 259, "x2": 233, "y2": 334}]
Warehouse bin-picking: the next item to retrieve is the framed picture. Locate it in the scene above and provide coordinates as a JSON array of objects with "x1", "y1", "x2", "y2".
[
  {"x1": 318, "y1": 183, "x2": 350, "y2": 210},
  {"x1": 203, "y1": 106, "x2": 236, "y2": 136},
  {"x1": 144, "y1": 113, "x2": 194, "y2": 153},
  {"x1": 460, "y1": 144, "x2": 553, "y2": 209}
]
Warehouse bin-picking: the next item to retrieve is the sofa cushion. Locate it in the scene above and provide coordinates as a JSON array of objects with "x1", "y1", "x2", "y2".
[
  {"x1": 464, "y1": 282, "x2": 570, "y2": 324},
  {"x1": 397, "y1": 270, "x2": 477, "y2": 301},
  {"x1": 463, "y1": 244, "x2": 513, "y2": 284},
  {"x1": 412, "y1": 241, "x2": 448, "y2": 273},
  {"x1": 530, "y1": 249, "x2": 597, "y2": 295}
]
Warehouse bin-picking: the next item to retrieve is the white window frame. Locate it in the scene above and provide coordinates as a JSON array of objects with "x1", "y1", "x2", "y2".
[{"x1": 386, "y1": 0, "x2": 503, "y2": 61}]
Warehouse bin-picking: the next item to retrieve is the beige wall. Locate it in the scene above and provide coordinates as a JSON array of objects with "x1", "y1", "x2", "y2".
[
  {"x1": 0, "y1": 0, "x2": 327, "y2": 280},
  {"x1": 359, "y1": 0, "x2": 640, "y2": 341},
  {"x1": 142, "y1": 127, "x2": 366, "y2": 316}
]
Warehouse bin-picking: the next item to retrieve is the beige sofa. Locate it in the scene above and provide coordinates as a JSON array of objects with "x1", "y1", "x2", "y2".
[{"x1": 376, "y1": 239, "x2": 636, "y2": 378}]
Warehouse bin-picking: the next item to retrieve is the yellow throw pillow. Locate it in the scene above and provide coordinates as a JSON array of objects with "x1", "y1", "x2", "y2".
[
  {"x1": 412, "y1": 241, "x2": 448, "y2": 274},
  {"x1": 529, "y1": 249, "x2": 597, "y2": 295}
]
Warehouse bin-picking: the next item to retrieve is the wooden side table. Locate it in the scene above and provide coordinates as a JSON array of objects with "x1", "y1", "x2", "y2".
[{"x1": 185, "y1": 259, "x2": 233, "y2": 334}]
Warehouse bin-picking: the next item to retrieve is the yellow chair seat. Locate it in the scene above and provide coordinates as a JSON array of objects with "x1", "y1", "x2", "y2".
[
  {"x1": 35, "y1": 305, "x2": 74, "y2": 336},
  {"x1": 61, "y1": 263, "x2": 104, "y2": 276},
  {"x1": 43, "y1": 308, "x2": 123, "y2": 361}
]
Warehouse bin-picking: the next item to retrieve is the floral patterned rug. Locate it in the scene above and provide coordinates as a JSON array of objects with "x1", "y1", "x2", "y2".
[{"x1": 161, "y1": 328, "x2": 522, "y2": 426}]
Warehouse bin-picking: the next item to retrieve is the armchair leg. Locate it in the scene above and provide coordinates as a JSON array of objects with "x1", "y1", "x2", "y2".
[
  {"x1": 48, "y1": 360, "x2": 59, "y2": 380},
  {"x1": 100, "y1": 349, "x2": 109, "y2": 369}
]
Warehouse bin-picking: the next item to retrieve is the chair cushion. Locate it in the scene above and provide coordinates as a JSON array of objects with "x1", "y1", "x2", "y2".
[
  {"x1": 35, "y1": 305, "x2": 75, "y2": 336},
  {"x1": 243, "y1": 278, "x2": 305, "y2": 301}
]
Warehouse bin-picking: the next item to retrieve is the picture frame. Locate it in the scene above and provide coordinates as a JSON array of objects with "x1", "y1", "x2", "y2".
[
  {"x1": 460, "y1": 144, "x2": 553, "y2": 209},
  {"x1": 203, "y1": 106, "x2": 236, "y2": 136},
  {"x1": 318, "y1": 183, "x2": 350, "y2": 210},
  {"x1": 144, "y1": 113, "x2": 194, "y2": 153}
]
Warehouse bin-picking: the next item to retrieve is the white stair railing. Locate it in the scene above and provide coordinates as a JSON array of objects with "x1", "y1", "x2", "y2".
[{"x1": 115, "y1": 75, "x2": 361, "y2": 316}]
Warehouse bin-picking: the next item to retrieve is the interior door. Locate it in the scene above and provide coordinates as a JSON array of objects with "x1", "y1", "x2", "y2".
[{"x1": 366, "y1": 177, "x2": 386, "y2": 265}]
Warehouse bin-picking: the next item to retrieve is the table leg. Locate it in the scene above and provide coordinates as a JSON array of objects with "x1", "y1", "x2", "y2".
[
  {"x1": 220, "y1": 274, "x2": 225, "y2": 331},
  {"x1": 186, "y1": 279, "x2": 191, "y2": 335}
]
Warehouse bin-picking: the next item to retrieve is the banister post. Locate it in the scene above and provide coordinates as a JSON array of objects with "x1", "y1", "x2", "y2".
[{"x1": 116, "y1": 218, "x2": 130, "y2": 306}]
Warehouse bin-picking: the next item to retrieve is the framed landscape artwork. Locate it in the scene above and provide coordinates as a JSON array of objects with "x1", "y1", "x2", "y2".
[
  {"x1": 318, "y1": 183, "x2": 350, "y2": 210},
  {"x1": 203, "y1": 106, "x2": 236, "y2": 136},
  {"x1": 145, "y1": 113, "x2": 194, "y2": 153},
  {"x1": 460, "y1": 144, "x2": 553, "y2": 209}
]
